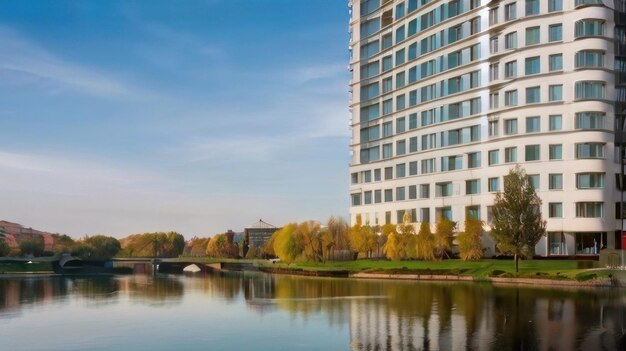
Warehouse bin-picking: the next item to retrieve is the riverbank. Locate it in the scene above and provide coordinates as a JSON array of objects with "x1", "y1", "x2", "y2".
[{"x1": 251, "y1": 258, "x2": 625, "y2": 288}]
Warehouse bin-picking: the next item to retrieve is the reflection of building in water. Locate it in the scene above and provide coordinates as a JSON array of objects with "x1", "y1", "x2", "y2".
[
  {"x1": 348, "y1": 296, "x2": 496, "y2": 351},
  {"x1": 243, "y1": 273, "x2": 277, "y2": 315}
]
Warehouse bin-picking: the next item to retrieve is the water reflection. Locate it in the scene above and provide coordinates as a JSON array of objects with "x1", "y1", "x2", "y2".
[{"x1": 0, "y1": 272, "x2": 624, "y2": 350}]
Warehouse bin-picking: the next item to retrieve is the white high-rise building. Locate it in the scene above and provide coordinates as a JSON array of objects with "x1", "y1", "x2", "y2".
[{"x1": 348, "y1": 0, "x2": 626, "y2": 256}]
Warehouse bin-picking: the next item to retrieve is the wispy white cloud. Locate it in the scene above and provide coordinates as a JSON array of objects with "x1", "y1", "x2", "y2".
[
  {"x1": 290, "y1": 63, "x2": 347, "y2": 84},
  {"x1": 0, "y1": 27, "x2": 152, "y2": 100}
]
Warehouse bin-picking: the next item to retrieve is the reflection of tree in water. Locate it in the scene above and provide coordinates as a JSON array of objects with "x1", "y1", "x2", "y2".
[{"x1": 122, "y1": 276, "x2": 184, "y2": 305}]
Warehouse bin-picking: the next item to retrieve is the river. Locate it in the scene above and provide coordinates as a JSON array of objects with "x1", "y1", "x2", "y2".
[{"x1": 0, "y1": 272, "x2": 624, "y2": 350}]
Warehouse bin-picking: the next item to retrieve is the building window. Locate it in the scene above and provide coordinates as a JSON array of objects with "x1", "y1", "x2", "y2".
[
  {"x1": 525, "y1": 144, "x2": 540, "y2": 161},
  {"x1": 396, "y1": 187, "x2": 406, "y2": 201},
  {"x1": 384, "y1": 189, "x2": 393, "y2": 202},
  {"x1": 549, "y1": 203, "x2": 563, "y2": 218},
  {"x1": 421, "y1": 158, "x2": 435, "y2": 174},
  {"x1": 441, "y1": 155, "x2": 463, "y2": 171},
  {"x1": 575, "y1": 81, "x2": 605, "y2": 100},
  {"x1": 574, "y1": 19, "x2": 605, "y2": 38},
  {"x1": 504, "y1": 90, "x2": 518, "y2": 106},
  {"x1": 488, "y1": 150, "x2": 500, "y2": 165},
  {"x1": 364, "y1": 191, "x2": 372, "y2": 205},
  {"x1": 525, "y1": 26, "x2": 540, "y2": 46},
  {"x1": 549, "y1": 144, "x2": 562, "y2": 160},
  {"x1": 490, "y1": 36, "x2": 499, "y2": 54},
  {"x1": 382, "y1": 55, "x2": 393, "y2": 72},
  {"x1": 374, "y1": 169, "x2": 381, "y2": 181},
  {"x1": 549, "y1": 54, "x2": 563, "y2": 71},
  {"x1": 419, "y1": 184, "x2": 430, "y2": 199},
  {"x1": 374, "y1": 190, "x2": 382, "y2": 203},
  {"x1": 384, "y1": 167, "x2": 393, "y2": 180},
  {"x1": 526, "y1": 116, "x2": 540, "y2": 133},
  {"x1": 526, "y1": 0, "x2": 540, "y2": 16},
  {"x1": 363, "y1": 170, "x2": 372, "y2": 183},
  {"x1": 505, "y1": 3, "x2": 517, "y2": 21},
  {"x1": 489, "y1": 7, "x2": 499, "y2": 26},
  {"x1": 351, "y1": 172, "x2": 358, "y2": 184},
  {"x1": 549, "y1": 0, "x2": 563, "y2": 12},
  {"x1": 549, "y1": 115, "x2": 562, "y2": 131},
  {"x1": 549, "y1": 85, "x2": 563, "y2": 101},
  {"x1": 549, "y1": 173, "x2": 563, "y2": 190},
  {"x1": 490, "y1": 93, "x2": 499, "y2": 109},
  {"x1": 408, "y1": 185, "x2": 417, "y2": 200},
  {"x1": 396, "y1": 140, "x2": 406, "y2": 156},
  {"x1": 396, "y1": 163, "x2": 406, "y2": 178},
  {"x1": 548, "y1": 232, "x2": 566, "y2": 255},
  {"x1": 488, "y1": 177, "x2": 500, "y2": 192},
  {"x1": 525, "y1": 56, "x2": 540, "y2": 75},
  {"x1": 575, "y1": 232, "x2": 603, "y2": 255},
  {"x1": 382, "y1": 77, "x2": 392, "y2": 93},
  {"x1": 488, "y1": 120, "x2": 499, "y2": 137},
  {"x1": 395, "y1": 49, "x2": 405, "y2": 66},
  {"x1": 436, "y1": 182, "x2": 453, "y2": 197},
  {"x1": 576, "y1": 143, "x2": 605, "y2": 158},
  {"x1": 468, "y1": 152, "x2": 481, "y2": 168},
  {"x1": 489, "y1": 63, "x2": 500, "y2": 81},
  {"x1": 575, "y1": 50, "x2": 605, "y2": 68},
  {"x1": 505, "y1": 60, "x2": 517, "y2": 78},
  {"x1": 466, "y1": 179, "x2": 480, "y2": 195},
  {"x1": 420, "y1": 208, "x2": 430, "y2": 222},
  {"x1": 409, "y1": 161, "x2": 418, "y2": 175},
  {"x1": 505, "y1": 32, "x2": 517, "y2": 49},
  {"x1": 576, "y1": 173, "x2": 605, "y2": 189},
  {"x1": 526, "y1": 86, "x2": 540, "y2": 104},
  {"x1": 549, "y1": 24, "x2": 563, "y2": 42},
  {"x1": 351, "y1": 193, "x2": 361, "y2": 206},
  {"x1": 382, "y1": 143, "x2": 393, "y2": 159},
  {"x1": 505, "y1": 119, "x2": 518, "y2": 135},
  {"x1": 470, "y1": 17, "x2": 481, "y2": 34},
  {"x1": 529, "y1": 174, "x2": 540, "y2": 189},
  {"x1": 382, "y1": 99, "x2": 393, "y2": 115},
  {"x1": 576, "y1": 202, "x2": 603, "y2": 218},
  {"x1": 466, "y1": 206, "x2": 481, "y2": 220},
  {"x1": 505, "y1": 147, "x2": 517, "y2": 163},
  {"x1": 575, "y1": 112, "x2": 605, "y2": 129},
  {"x1": 436, "y1": 207, "x2": 453, "y2": 221}
]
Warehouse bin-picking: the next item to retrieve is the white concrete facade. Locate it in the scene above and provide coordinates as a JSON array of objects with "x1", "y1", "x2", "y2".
[{"x1": 348, "y1": 0, "x2": 626, "y2": 256}]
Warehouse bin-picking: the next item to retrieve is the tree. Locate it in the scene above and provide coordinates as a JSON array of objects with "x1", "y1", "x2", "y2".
[
  {"x1": 348, "y1": 215, "x2": 377, "y2": 258},
  {"x1": 434, "y1": 218, "x2": 455, "y2": 259},
  {"x1": 321, "y1": 216, "x2": 349, "y2": 260},
  {"x1": 51, "y1": 234, "x2": 76, "y2": 254},
  {"x1": 457, "y1": 218, "x2": 483, "y2": 261},
  {"x1": 299, "y1": 221, "x2": 324, "y2": 262},
  {"x1": 398, "y1": 211, "x2": 417, "y2": 259},
  {"x1": 19, "y1": 236, "x2": 45, "y2": 257},
  {"x1": 206, "y1": 233, "x2": 238, "y2": 258},
  {"x1": 72, "y1": 235, "x2": 121, "y2": 260},
  {"x1": 120, "y1": 232, "x2": 186, "y2": 258},
  {"x1": 415, "y1": 222, "x2": 435, "y2": 261},
  {"x1": 0, "y1": 238, "x2": 10, "y2": 257},
  {"x1": 272, "y1": 223, "x2": 304, "y2": 264},
  {"x1": 491, "y1": 165, "x2": 547, "y2": 272}
]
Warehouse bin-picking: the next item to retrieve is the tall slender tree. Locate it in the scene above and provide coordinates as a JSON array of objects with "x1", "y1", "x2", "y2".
[{"x1": 491, "y1": 165, "x2": 546, "y2": 272}]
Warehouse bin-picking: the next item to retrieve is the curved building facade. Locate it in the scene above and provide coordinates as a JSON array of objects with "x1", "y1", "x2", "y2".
[{"x1": 348, "y1": 0, "x2": 626, "y2": 256}]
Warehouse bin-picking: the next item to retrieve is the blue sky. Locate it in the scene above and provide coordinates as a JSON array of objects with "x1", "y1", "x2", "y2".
[{"x1": 0, "y1": 0, "x2": 351, "y2": 238}]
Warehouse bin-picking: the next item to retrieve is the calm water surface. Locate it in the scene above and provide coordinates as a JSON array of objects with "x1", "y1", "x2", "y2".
[{"x1": 0, "y1": 272, "x2": 624, "y2": 351}]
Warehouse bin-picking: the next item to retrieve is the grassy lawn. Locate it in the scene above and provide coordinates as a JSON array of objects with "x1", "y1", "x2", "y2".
[
  {"x1": 254, "y1": 259, "x2": 604, "y2": 280},
  {"x1": 0, "y1": 261, "x2": 54, "y2": 273}
]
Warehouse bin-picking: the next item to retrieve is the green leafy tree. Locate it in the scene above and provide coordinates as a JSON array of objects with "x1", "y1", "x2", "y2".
[
  {"x1": 72, "y1": 235, "x2": 121, "y2": 260},
  {"x1": 51, "y1": 234, "x2": 76, "y2": 254},
  {"x1": 415, "y1": 222, "x2": 435, "y2": 261},
  {"x1": 434, "y1": 218, "x2": 455, "y2": 259},
  {"x1": 0, "y1": 238, "x2": 10, "y2": 257},
  {"x1": 491, "y1": 165, "x2": 547, "y2": 272},
  {"x1": 457, "y1": 218, "x2": 483, "y2": 261},
  {"x1": 19, "y1": 236, "x2": 45, "y2": 257}
]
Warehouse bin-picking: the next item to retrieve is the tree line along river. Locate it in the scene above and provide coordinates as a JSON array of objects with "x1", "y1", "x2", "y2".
[{"x1": 0, "y1": 271, "x2": 624, "y2": 351}]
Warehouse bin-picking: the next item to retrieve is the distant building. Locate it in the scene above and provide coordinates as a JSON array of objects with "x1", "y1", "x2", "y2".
[
  {"x1": 0, "y1": 220, "x2": 53, "y2": 251},
  {"x1": 244, "y1": 219, "x2": 280, "y2": 256}
]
